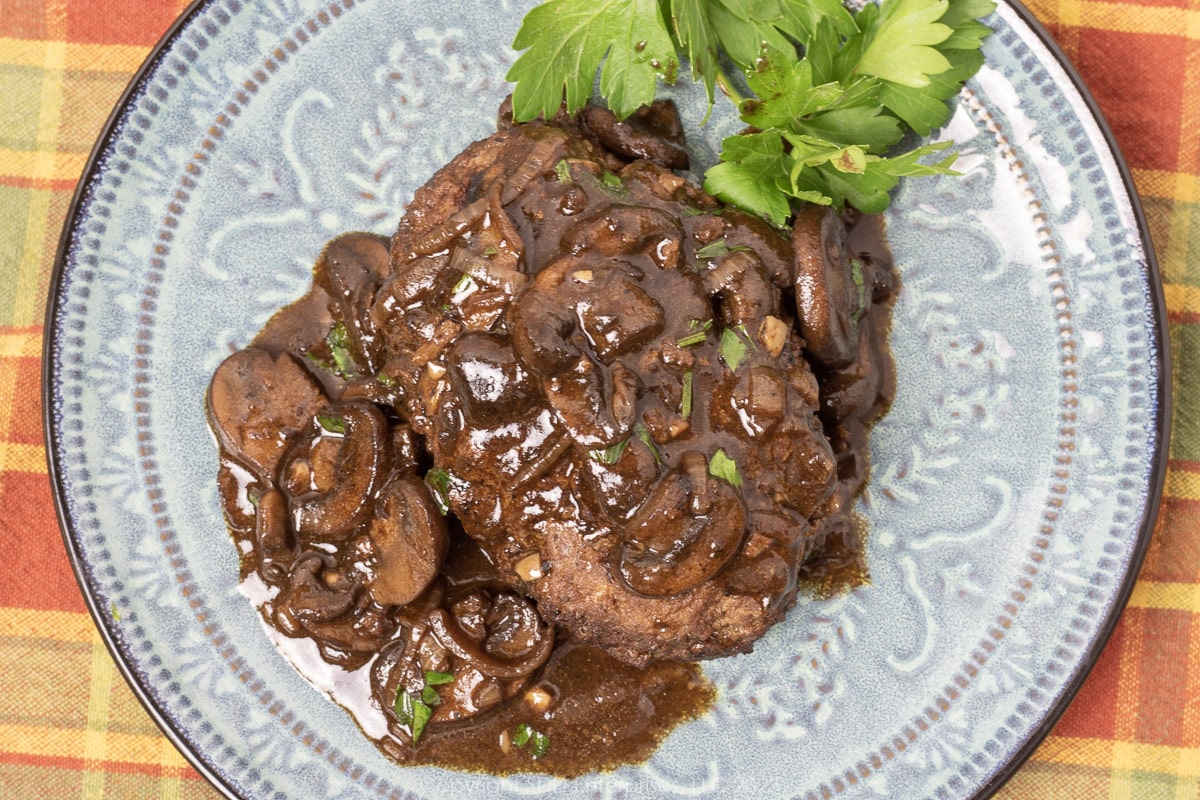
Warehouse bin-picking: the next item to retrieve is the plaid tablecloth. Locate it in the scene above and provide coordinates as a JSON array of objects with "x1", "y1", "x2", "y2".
[{"x1": 0, "y1": 0, "x2": 1194, "y2": 797}]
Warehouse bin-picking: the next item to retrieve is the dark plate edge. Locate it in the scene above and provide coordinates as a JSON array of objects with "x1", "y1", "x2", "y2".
[
  {"x1": 38, "y1": 1, "x2": 1172, "y2": 799},
  {"x1": 40, "y1": 0, "x2": 243, "y2": 798},
  {"x1": 972, "y1": 0, "x2": 1171, "y2": 797}
]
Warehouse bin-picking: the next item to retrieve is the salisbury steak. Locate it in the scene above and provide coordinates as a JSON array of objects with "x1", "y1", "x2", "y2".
[{"x1": 365, "y1": 102, "x2": 894, "y2": 666}]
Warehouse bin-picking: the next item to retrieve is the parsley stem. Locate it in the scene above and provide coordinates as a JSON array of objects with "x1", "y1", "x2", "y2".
[{"x1": 715, "y1": 69, "x2": 744, "y2": 106}]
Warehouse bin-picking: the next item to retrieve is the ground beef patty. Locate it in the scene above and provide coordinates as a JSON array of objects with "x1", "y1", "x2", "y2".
[{"x1": 367, "y1": 100, "x2": 895, "y2": 666}]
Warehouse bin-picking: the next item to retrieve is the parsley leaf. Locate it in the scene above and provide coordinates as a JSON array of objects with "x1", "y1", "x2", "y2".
[
  {"x1": 719, "y1": 326, "x2": 751, "y2": 371},
  {"x1": 394, "y1": 690, "x2": 435, "y2": 743},
  {"x1": 854, "y1": 0, "x2": 953, "y2": 88},
  {"x1": 512, "y1": 723, "x2": 550, "y2": 758},
  {"x1": 316, "y1": 413, "x2": 346, "y2": 434},
  {"x1": 634, "y1": 422, "x2": 663, "y2": 465},
  {"x1": 424, "y1": 670, "x2": 455, "y2": 685},
  {"x1": 695, "y1": 238, "x2": 750, "y2": 260},
  {"x1": 510, "y1": 0, "x2": 992, "y2": 217},
  {"x1": 324, "y1": 321, "x2": 356, "y2": 380},
  {"x1": 665, "y1": 0, "x2": 721, "y2": 106},
  {"x1": 704, "y1": 132, "x2": 794, "y2": 226},
  {"x1": 425, "y1": 468, "x2": 452, "y2": 516},
  {"x1": 507, "y1": 0, "x2": 678, "y2": 121},
  {"x1": 709, "y1": 448, "x2": 743, "y2": 490},
  {"x1": 590, "y1": 438, "x2": 630, "y2": 465},
  {"x1": 681, "y1": 369, "x2": 694, "y2": 418}
]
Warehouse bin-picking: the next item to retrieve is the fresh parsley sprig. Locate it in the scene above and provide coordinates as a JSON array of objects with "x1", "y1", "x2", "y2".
[{"x1": 506, "y1": 0, "x2": 994, "y2": 222}]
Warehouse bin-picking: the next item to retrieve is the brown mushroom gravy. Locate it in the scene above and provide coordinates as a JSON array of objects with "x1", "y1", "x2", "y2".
[{"x1": 207, "y1": 100, "x2": 896, "y2": 777}]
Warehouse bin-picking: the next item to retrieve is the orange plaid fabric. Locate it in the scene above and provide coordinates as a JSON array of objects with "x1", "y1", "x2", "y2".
[{"x1": 0, "y1": 0, "x2": 1196, "y2": 797}]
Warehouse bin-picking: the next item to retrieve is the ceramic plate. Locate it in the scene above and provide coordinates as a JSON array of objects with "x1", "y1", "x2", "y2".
[{"x1": 44, "y1": 0, "x2": 1169, "y2": 797}]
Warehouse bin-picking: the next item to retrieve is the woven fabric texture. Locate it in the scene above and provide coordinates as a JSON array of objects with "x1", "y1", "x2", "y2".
[{"x1": 0, "y1": 0, "x2": 1195, "y2": 797}]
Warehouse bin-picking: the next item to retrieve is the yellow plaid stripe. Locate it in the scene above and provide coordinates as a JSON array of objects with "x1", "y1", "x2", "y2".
[
  {"x1": 0, "y1": 608, "x2": 95, "y2": 642},
  {"x1": 0, "y1": 147, "x2": 89, "y2": 183},
  {"x1": 1128, "y1": 581, "x2": 1200, "y2": 613},
  {"x1": 1034, "y1": 736, "x2": 1200, "y2": 777},
  {"x1": 1131, "y1": 168, "x2": 1200, "y2": 204},
  {"x1": 0, "y1": 329, "x2": 45, "y2": 478},
  {"x1": 0, "y1": 37, "x2": 150, "y2": 73},
  {"x1": 1032, "y1": 0, "x2": 1200, "y2": 38},
  {"x1": 1163, "y1": 284, "x2": 1200, "y2": 314}
]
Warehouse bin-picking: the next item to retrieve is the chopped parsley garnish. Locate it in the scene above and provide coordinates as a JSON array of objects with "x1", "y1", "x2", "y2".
[
  {"x1": 376, "y1": 372, "x2": 398, "y2": 388},
  {"x1": 678, "y1": 318, "x2": 712, "y2": 346},
  {"x1": 394, "y1": 689, "x2": 435, "y2": 743},
  {"x1": 600, "y1": 171, "x2": 625, "y2": 191},
  {"x1": 395, "y1": 671, "x2": 455, "y2": 743},
  {"x1": 425, "y1": 468, "x2": 452, "y2": 515},
  {"x1": 420, "y1": 671, "x2": 454, "y2": 706},
  {"x1": 451, "y1": 273, "x2": 477, "y2": 295},
  {"x1": 719, "y1": 326, "x2": 750, "y2": 371},
  {"x1": 512, "y1": 723, "x2": 550, "y2": 758},
  {"x1": 850, "y1": 256, "x2": 870, "y2": 316},
  {"x1": 589, "y1": 437, "x2": 630, "y2": 465},
  {"x1": 325, "y1": 321, "x2": 357, "y2": 379},
  {"x1": 709, "y1": 448, "x2": 743, "y2": 490},
  {"x1": 507, "y1": 0, "x2": 993, "y2": 221},
  {"x1": 695, "y1": 238, "x2": 749, "y2": 260},
  {"x1": 110, "y1": 601, "x2": 121, "y2": 621},
  {"x1": 316, "y1": 414, "x2": 346, "y2": 434},
  {"x1": 553, "y1": 158, "x2": 573, "y2": 182},
  {"x1": 634, "y1": 422, "x2": 663, "y2": 465},
  {"x1": 483, "y1": 245, "x2": 499, "y2": 257},
  {"x1": 681, "y1": 369, "x2": 694, "y2": 418}
]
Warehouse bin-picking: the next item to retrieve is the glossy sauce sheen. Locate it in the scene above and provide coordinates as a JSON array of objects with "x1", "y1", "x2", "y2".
[{"x1": 207, "y1": 103, "x2": 896, "y2": 777}]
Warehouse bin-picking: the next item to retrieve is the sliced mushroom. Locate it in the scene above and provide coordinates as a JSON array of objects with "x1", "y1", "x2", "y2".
[
  {"x1": 288, "y1": 401, "x2": 391, "y2": 541},
  {"x1": 792, "y1": 205, "x2": 866, "y2": 369},
  {"x1": 444, "y1": 332, "x2": 538, "y2": 425},
  {"x1": 703, "y1": 249, "x2": 778, "y2": 329},
  {"x1": 616, "y1": 451, "x2": 747, "y2": 597},
  {"x1": 578, "y1": 101, "x2": 690, "y2": 170},
  {"x1": 207, "y1": 348, "x2": 326, "y2": 482},
  {"x1": 507, "y1": 267, "x2": 580, "y2": 377},
  {"x1": 253, "y1": 488, "x2": 295, "y2": 576},
  {"x1": 818, "y1": 314, "x2": 891, "y2": 426},
  {"x1": 270, "y1": 550, "x2": 397, "y2": 668},
  {"x1": 575, "y1": 269, "x2": 666, "y2": 362},
  {"x1": 371, "y1": 589, "x2": 553, "y2": 742},
  {"x1": 543, "y1": 356, "x2": 639, "y2": 448},
  {"x1": 366, "y1": 476, "x2": 449, "y2": 607},
  {"x1": 313, "y1": 232, "x2": 391, "y2": 373}
]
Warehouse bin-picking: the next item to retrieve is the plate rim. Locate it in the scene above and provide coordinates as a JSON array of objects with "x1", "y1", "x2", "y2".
[{"x1": 40, "y1": 0, "x2": 1172, "y2": 798}]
